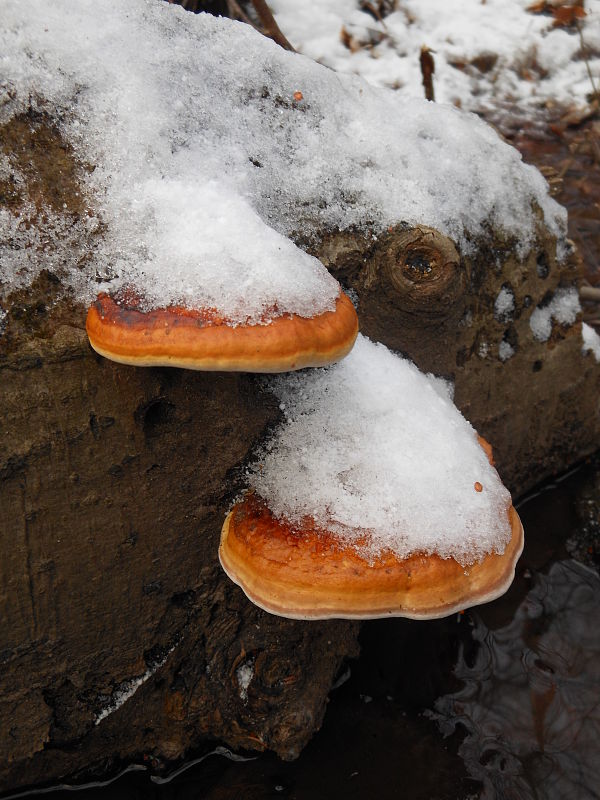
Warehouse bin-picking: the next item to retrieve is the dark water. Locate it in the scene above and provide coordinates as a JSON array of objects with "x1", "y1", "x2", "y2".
[{"x1": 8, "y1": 460, "x2": 600, "y2": 800}]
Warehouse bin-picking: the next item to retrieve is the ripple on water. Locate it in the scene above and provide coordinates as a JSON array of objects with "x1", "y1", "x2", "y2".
[{"x1": 432, "y1": 560, "x2": 600, "y2": 800}]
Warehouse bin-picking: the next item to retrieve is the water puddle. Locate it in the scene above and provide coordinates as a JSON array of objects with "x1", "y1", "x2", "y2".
[
  {"x1": 8, "y1": 456, "x2": 600, "y2": 800},
  {"x1": 433, "y1": 559, "x2": 600, "y2": 799}
]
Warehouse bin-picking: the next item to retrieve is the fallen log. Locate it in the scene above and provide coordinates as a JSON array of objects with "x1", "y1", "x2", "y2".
[{"x1": 1, "y1": 2, "x2": 599, "y2": 792}]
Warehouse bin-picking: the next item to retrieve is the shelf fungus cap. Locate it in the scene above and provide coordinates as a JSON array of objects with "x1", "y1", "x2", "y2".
[
  {"x1": 219, "y1": 439, "x2": 523, "y2": 621},
  {"x1": 85, "y1": 289, "x2": 358, "y2": 372},
  {"x1": 219, "y1": 494, "x2": 523, "y2": 620}
]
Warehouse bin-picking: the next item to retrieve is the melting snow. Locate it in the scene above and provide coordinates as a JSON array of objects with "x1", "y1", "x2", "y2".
[
  {"x1": 432, "y1": 561, "x2": 600, "y2": 798},
  {"x1": 582, "y1": 322, "x2": 600, "y2": 362},
  {"x1": 249, "y1": 335, "x2": 512, "y2": 565},
  {"x1": 270, "y1": 0, "x2": 600, "y2": 124},
  {"x1": 529, "y1": 287, "x2": 581, "y2": 342},
  {"x1": 236, "y1": 662, "x2": 254, "y2": 702},
  {"x1": 494, "y1": 286, "x2": 515, "y2": 323},
  {"x1": 1, "y1": 0, "x2": 567, "y2": 318},
  {"x1": 498, "y1": 340, "x2": 515, "y2": 362},
  {"x1": 94, "y1": 647, "x2": 174, "y2": 725}
]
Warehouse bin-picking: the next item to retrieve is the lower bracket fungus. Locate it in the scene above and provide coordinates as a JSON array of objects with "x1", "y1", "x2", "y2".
[
  {"x1": 219, "y1": 335, "x2": 523, "y2": 619},
  {"x1": 219, "y1": 493, "x2": 523, "y2": 620}
]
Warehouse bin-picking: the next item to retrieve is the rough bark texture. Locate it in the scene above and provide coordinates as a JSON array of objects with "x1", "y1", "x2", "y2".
[
  {"x1": 1, "y1": 111, "x2": 599, "y2": 792},
  {"x1": 1, "y1": 274, "x2": 362, "y2": 787}
]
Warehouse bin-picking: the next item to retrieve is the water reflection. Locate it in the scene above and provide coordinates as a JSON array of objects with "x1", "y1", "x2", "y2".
[{"x1": 433, "y1": 560, "x2": 600, "y2": 800}]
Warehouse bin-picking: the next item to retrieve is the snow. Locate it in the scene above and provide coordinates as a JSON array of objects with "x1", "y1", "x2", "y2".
[
  {"x1": 582, "y1": 322, "x2": 600, "y2": 362},
  {"x1": 494, "y1": 286, "x2": 515, "y2": 323},
  {"x1": 529, "y1": 287, "x2": 581, "y2": 342},
  {"x1": 498, "y1": 340, "x2": 515, "y2": 362},
  {"x1": 249, "y1": 335, "x2": 512, "y2": 565},
  {"x1": 236, "y1": 662, "x2": 254, "y2": 702},
  {"x1": 108, "y1": 180, "x2": 339, "y2": 322},
  {"x1": 94, "y1": 647, "x2": 173, "y2": 725},
  {"x1": 95, "y1": 672, "x2": 151, "y2": 725},
  {"x1": 270, "y1": 0, "x2": 600, "y2": 125},
  {"x1": 1, "y1": 0, "x2": 567, "y2": 318}
]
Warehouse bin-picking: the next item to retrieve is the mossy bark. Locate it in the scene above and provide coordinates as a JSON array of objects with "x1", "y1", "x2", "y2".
[{"x1": 1, "y1": 113, "x2": 599, "y2": 792}]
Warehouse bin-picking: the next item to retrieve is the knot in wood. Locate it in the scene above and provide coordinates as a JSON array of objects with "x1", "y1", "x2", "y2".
[{"x1": 386, "y1": 226, "x2": 461, "y2": 302}]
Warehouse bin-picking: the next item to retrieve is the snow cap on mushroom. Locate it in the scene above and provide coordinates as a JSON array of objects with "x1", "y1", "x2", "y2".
[
  {"x1": 86, "y1": 182, "x2": 358, "y2": 372},
  {"x1": 219, "y1": 335, "x2": 523, "y2": 618}
]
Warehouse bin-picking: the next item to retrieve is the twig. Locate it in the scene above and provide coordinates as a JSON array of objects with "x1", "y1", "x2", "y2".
[
  {"x1": 420, "y1": 45, "x2": 435, "y2": 102},
  {"x1": 586, "y1": 127, "x2": 600, "y2": 166},
  {"x1": 226, "y1": 0, "x2": 257, "y2": 28},
  {"x1": 557, "y1": 156, "x2": 575, "y2": 179},
  {"x1": 249, "y1": 0, "x2": 296, "y2": 52},
  {"x1": 575, "y1": 17, "x2": 599, "y2": 103},
  {"x1": 580, "y1": 285, "x2": 600, "y2": 302},
  {"x1": 360, "y1": 1, "x2": 388, "y2": 29}
]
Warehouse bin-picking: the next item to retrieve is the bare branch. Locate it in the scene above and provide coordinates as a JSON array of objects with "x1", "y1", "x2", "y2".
[
  {"x1": 249, "y1": 0, "x2": 296, "y2": 52},
  {"x1": 420, "y1": 46, "x2": 435, "y2": 102}
]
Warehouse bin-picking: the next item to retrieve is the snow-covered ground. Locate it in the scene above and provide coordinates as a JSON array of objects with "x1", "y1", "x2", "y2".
[{"x1": 271, "y1": 0, "x2": 600, "y2": 126}]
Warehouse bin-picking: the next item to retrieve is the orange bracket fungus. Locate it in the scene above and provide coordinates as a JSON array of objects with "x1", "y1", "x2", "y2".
[
  {"x1": 84, "y1": 181, "x2": 359, "y2": 372},
  {"x1": 219, "y1": 464, "x2": 523, "y2": 621},
  {"x1": 219, "y1": 335, "x2": 524, "y2": 619},
  {"x1": 86, "y1": 288, "x2": 358, "y2": 372}
]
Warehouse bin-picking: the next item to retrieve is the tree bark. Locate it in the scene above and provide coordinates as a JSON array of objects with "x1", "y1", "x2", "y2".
[{"x1": 1, "y1": 112, "x2": 599, "y2": 792}]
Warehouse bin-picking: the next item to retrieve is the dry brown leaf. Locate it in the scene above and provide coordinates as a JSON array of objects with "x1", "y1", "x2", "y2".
[
  {"x1": 527, "y1": 0, "x2": 586, "y2": 26},
  {"x1": 552, "y1": 4, "x2": 586, "y2": 27}
]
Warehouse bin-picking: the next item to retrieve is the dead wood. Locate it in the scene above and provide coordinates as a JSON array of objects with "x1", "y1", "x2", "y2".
[{"x1": 1, "y1": 103, "x2": 599, "y2": 793}]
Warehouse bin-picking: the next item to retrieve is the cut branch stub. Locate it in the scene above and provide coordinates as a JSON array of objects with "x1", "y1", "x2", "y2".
[
  {"x1": 367, "y1": 225, "x2": 463, "y2": 311},
  {"x1": 316, "y1": 224, "x2": 468, "y2": 374}
]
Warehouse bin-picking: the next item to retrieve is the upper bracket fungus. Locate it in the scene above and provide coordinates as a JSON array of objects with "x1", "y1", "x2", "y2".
[
  {"x1": 219, "y1": 335, "x2": 523, "y2": 619},
  {"x1": 86, "y1": 288, "x2": 358, "y2": 372},
  {"x1": 84, "y1": 182, "x2": 358, "y2": 372}
]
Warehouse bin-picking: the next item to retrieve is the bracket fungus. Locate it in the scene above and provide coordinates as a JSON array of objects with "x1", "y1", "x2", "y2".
[
  {"x1": 219, "y1": 463, "x2": 523, "y2": 621},
  {"x1": 219, "y1": 335, "x2": 523, "y2": 619},
  {"x1": 86, "y1": 288, "x2": 358, "y2": 372},
  {"x1": 84, "y1": 182, "x2": 358, "y2": 372}
]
